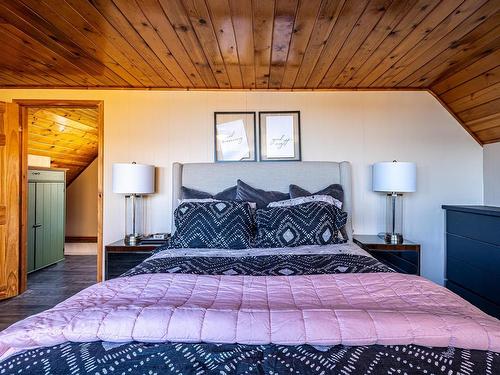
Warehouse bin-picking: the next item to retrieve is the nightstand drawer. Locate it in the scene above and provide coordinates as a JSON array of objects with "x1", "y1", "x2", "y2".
[
  {"x1": 105, "y1": 251, "x2": 151, "y2": 280},
  {"x1": 369, "y1": 250, "x2": 418, "y2": 275},
  {"x1": 104, "y1": 239, "x2": 168, "y2": 280},
  {"x1": 353, "y1": 235, "x2": 420, "y2": 275}
]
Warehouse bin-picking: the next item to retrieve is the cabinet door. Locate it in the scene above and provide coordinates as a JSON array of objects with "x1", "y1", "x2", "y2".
[
  {"x1": 51, "y1": 183, "x2": 65, "y2": 263},
  {"x1": 34, "y1": 183, "x2": 45, "y2": 269},
  {"x1": 27, "y1": 183, "x2": 36, "y2": 273},
  {"x1": 35, "y1": 183, "x2": 65, "y2": 269}
]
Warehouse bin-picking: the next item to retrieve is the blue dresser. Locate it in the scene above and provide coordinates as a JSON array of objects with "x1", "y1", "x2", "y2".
[{"x1": 442, "y1": 205, "x2": 500, "y2": 318}]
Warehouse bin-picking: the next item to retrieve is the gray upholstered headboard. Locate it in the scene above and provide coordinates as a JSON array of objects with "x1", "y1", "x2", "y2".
[{"x1": 172, "y1": 161, "x2": 353, "y2": 236}]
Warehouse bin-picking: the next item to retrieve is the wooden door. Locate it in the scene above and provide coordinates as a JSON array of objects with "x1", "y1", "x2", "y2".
[{"x1": 0, "y1": 101, "x2": 20, "y2": 300}]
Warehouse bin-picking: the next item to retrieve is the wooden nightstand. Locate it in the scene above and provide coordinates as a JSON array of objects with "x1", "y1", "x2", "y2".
[
  {"x1": 105, "y1": 239, "x2": 168, "y2": 280},
  {"x1": 353, "y1": 234, "x2": 421, "y2": 275}
]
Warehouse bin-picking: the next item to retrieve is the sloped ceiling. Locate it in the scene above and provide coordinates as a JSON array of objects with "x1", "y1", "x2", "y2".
[
  {"x1": 431, "y1": 50, "x2": 500, "y2": 144},
  {"x1": 28, "y1": 107, "x2": 98, "y2": 184},
  {"x1": 0, "y1": 0, "x2": 499, "y2": 143}
]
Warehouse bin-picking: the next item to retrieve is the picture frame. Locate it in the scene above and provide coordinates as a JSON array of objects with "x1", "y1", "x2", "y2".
[
  {"x1": 214, "y1": 112, "x2": 256, "y2": 162},
  {"x1": 259, "y1": 111, "x2": 301, "y2": 161}
]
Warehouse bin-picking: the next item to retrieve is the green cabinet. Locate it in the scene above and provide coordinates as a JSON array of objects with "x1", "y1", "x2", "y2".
[{"x1": 27, "y1": 170, "x2": 65, "y2": 273}]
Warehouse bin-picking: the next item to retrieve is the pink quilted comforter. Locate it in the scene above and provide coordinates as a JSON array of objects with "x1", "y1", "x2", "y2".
[{"x1": 1, "y1": 273, "x2": 499, "y2": 361}]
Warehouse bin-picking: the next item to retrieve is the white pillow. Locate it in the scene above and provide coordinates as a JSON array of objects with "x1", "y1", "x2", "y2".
[
  {"x1": 178, "y1": 198, "x2": 218, "y2": 204},
  {"x1": 267, "y1": 194, "x2": 342, "y2": 209},
  {"x1": 179, "y1": 198, "x2": 257, "y2": 210}
]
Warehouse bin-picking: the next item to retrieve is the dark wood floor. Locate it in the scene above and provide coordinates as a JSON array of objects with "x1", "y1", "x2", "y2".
[{"x1": 0, "y1": 255, "x2": 97, "y2": 330}]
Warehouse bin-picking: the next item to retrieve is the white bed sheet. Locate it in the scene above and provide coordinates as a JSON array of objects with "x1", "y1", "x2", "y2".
[{"x1": 150, "y1": 241, "x2": 372, "y2": 260}]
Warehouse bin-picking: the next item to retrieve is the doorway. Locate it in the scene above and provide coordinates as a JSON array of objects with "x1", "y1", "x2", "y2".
[{"x1": 15, "y1": 100, "x2": 104, "y2": 294}]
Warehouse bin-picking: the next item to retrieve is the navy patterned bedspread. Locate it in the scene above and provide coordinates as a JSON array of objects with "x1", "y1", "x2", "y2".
[
  {"x1": 122, "y1": 252, "x2": 394, "y2": 277},
  {"x1": 1, "y1": 253, "x2": 499, "y2": 374},
  {"x1": 2, "y1": 341, "x2": 498, "y2": 374}
]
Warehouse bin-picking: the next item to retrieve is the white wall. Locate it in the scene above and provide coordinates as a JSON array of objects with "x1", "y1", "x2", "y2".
[
  {"x1": 66, "y1": 159, "x2": 98, "y2": 237},
  {"x1": 484, "y1": 143, "x2": 500, "y2": 206},
  {"x1": 0, "y1": 89, "x2": 483, "y2": 284},
  {"x1": 27, "y1": 154, "x2": 51, "y2": 168}
]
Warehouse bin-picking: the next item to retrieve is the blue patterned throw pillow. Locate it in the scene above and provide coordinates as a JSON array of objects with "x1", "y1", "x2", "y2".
[
  {"x1": 181, "y1": 185, "x2": 237, "y2": 200},
  {"x1": 169, "y1": 201, "x2": 254, "y2": 249},
  {"x1": 289, "y1": 183, "x2": 349, "y2": 240},
  {"x1": 289, "y1": 183, "x2": 344, "y2": 203},
  {"x1": 254, "y1": 202, "x2": 347, "y2": 248},
  {"x1": 236, "y1": 180, "x2": 289, "y2": 208}
]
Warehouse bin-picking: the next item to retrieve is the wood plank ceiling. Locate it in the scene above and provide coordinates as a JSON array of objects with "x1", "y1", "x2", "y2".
[
  {"x1": 0, "y1": 0, "x2": 499, "y2": 143},
  {"x1": 28, "y1": 107, "x2": 98, "y2": 184}
]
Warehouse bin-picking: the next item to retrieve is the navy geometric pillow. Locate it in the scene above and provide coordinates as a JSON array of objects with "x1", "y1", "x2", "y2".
[
  {"x1": 289, "y1": 183, "x2": 349, "y2": 240},
  {"x1": 289, "y1": 183, "x2": 344, "y2": 203},
  {"x1": 254, "y1": 202, "x2": 347, "y2": 248},
  {"x1": 169, "y1": 201, "x2": 254, "y2": 249},
  {"x1": 181, "y1": 185, "x2": 237, "y2": 200},
  {"x1": 236, "y1": 180, "x2": 289, "y2": 208}
]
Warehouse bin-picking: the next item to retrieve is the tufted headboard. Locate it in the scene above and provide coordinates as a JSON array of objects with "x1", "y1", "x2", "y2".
[{"x1": 171, "y1": 161, "x2": 353, "y2": 237}]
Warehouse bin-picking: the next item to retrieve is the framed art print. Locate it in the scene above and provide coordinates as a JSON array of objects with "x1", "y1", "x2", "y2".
[
  {"x1": 214, "y1": 112, "x2": 256, "y2": 162},
  {"x1": 259, "y1": 111, "x2": 301, "y2": 161}
]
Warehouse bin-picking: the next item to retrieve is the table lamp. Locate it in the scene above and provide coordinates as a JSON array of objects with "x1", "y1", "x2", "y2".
[
  {"x1": 112, "y1": 162, "x2": 155, "y2": 245},
  {"x1": 373, "y1": 161, "x2": 416, "y2": 244}
]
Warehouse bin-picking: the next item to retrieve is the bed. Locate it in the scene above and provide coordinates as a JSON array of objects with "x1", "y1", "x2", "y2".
[{"x1": 0, "y1": 161, "x2": 499, "y2": 374}]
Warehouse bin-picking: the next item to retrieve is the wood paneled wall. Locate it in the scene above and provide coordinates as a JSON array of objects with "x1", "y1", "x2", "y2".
[
  {"x1": 27, "y1": 107, "x2": 98, "y2": 183},
  {"x1": 0, "y1": 0, "x2": 498, "y2": 143},
  {"x1": 431, "y1": 50, "x2": 500, "y2": 144}
]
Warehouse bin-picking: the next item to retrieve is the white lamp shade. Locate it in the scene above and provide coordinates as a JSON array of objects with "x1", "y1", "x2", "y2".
[
  {"x1": 373, "y1": 161, "x2": 416, "y2": 193},
  {"x1": 112, "y1": 163, "x2": 155, "y2": 194}
]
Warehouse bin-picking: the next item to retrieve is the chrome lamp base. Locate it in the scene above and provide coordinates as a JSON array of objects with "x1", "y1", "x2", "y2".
[
  {"x1": 124, "y1": 234, "x2": 143, "y2": 245},
  {"x1": 124, "y1": 194, "x2": 145, "y2": 246},
  {"x1": 385, "y1": 193, "x2": 405, "y2": 244},
  {"x1": 384, "y1": 232, "x2": 403, "y2": 244}
]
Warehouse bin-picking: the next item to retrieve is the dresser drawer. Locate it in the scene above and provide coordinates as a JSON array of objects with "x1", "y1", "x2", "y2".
[
  {"x1": 446, "y1": 210, "x2": 500, "y2": 246},
  {"x1": 446, "y1": 280, "x2": 500, "y2": 319},
  {"x1": 446, "y1": 234, "x2": 500, "y2": 274},
  {"x1": 447, "y1": 257, "x2": 500, "y2": 305}
]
